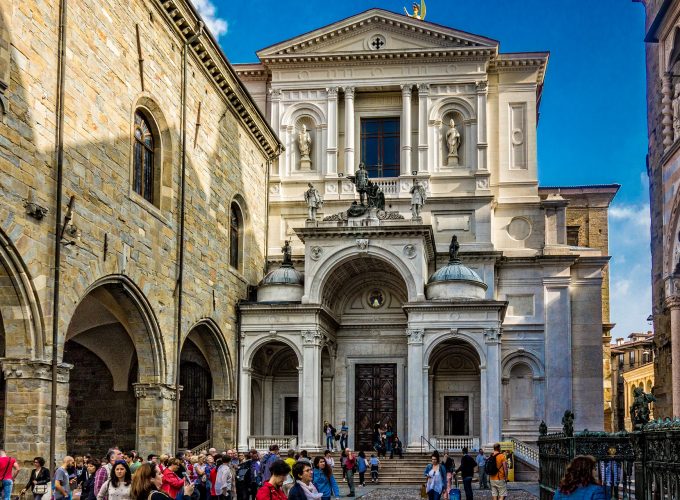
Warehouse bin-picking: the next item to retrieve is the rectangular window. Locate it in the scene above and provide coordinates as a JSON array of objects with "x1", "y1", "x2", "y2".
[
  {"x1": 567, "y1": 226, "x2": 580, "y2": 247},
  {"x1": 629, "y1": 350, "x2": 636, "y2": 366},
  {"x1": 618, "y1": 354, "x2": 624, "y2": 369},
  {"x1": 360, "y1": 117, "x2": 400, "y2": 178}
]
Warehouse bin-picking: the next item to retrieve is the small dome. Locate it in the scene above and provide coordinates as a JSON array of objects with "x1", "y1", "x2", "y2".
[
  {"x1": 261, "y1": 265, "x2": 304, "y2": 286},
  {"x1": 426, "y1": 260, "x2": 488, "y2": 300}
]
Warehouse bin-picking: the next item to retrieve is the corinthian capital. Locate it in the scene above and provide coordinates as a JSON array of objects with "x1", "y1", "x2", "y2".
[
  {"x1": 302, "y1": 329, "x2": 322, "y2": 346},
  {"x1": 406, "y1": 328, "x2": 424, "y2": 345}
]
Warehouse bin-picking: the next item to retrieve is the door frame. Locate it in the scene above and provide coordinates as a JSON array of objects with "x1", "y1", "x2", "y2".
[
  {"x1": 437, "y1": 392, "x2": 476, "y2": 436},
  {"x1": 346, "y1": 356, "x2": 406, "y2": 450}
]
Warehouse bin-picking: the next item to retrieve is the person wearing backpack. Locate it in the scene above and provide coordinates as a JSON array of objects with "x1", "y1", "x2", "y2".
[
  {"x1": 234, "y1": 455, "x2": 253, "y2": 500},
  {"x1": 486, "y1": 444, "x2": 508, "y2": 500},
  {"x1": 260, "y1": 446, "x2": 280, "y2": 484}
]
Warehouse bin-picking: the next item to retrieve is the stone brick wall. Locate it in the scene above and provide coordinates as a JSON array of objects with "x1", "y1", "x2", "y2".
[{"x1": 0, "y1": 0, "x2": 279, "y2": 465}]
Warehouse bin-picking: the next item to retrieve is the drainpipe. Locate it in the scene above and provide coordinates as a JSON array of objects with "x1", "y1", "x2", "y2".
[
  {"x1": 174, "y1": 21, "x2": 204, "y2": 452},
  {"x1": 49, "y1": 0, "x2": 68, "y2": 473}
]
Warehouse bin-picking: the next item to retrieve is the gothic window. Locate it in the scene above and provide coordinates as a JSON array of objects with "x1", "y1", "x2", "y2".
[
  {"x1": 230, "y1": 202, "x2": 243, "y2": 269},
  {"x1": 133, "y1": 111, "x2": 156, "y2": 204},
  {"x1": 360, "y1": 117, "x2": 400, "y2": 178}
]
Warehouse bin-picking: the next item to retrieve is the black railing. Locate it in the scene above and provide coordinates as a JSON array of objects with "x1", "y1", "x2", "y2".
[{"x1": 539, "y1": 419, "x2": 680, "y2": 500}]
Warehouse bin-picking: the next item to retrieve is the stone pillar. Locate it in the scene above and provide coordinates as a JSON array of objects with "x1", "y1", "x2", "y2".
[
  {"x1": 483, "y1": 329, "x2": 502, "y2": 446},
  {"x1": 406, "y1": 329, "x2": 424, "y2": 450},
  {"x1": 344, "y1": 87, "x2": 355, "y2": 176},
  {"x1": 300, "y1": 330, "x2": 322, "y2": 450},
  {"x1": 270, "y1": 89, "x2": 282, "y2": 176},
  {"x1": 401, "y1": 84, "x2": 413, "y2": 176},
  {"x1": 133, "y1": 383, "x2": 178, "y2": 454},
  {"x1": 208, "y1": 399, "x2": 238, "y2": 451},
  {"x1": 543, "y1": 276, "x2": 572, "y2": 431},
  {"x1": 666, "y1": 296, "x2": 680, "y2": 417},
  {"x1": 417, "y1": 84, "x2": 430, "y2": 172},
  {"x1": 1, "y1": 359, "x2": 70, "y2": 468},
  {"x1": 237, "y1": 368, "x2": 252, "y2": 451},
  {"x1": 263, "y1": 375, "x2": 273, "y2": 434},
  {"x1": 476, "y1": 80, "x2": 488, "y2": 171},
  {"x1": 662, "y1": 72, "x2": 674, "y2": 150},
  {"x1": 326, "y1": 87, "x2": 339, "y2": 175}
]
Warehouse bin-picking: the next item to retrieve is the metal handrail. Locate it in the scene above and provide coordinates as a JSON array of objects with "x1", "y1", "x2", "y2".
[{"x1": 420, "y1": 435, "x2": 439, "y2": 454}]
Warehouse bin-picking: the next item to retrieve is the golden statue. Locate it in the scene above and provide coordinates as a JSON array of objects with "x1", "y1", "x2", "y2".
[{"x1": 404, "y1": 0, "x2": 426, "y2": 20}]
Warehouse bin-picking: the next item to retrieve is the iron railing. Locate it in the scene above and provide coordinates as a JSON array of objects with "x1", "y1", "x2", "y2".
[
  {"x1": 632, "y1": 419, "x2": 680, "y2": 500},
  {"x1": 507, "y1": 436, "x2": 539, "y2": 468}
]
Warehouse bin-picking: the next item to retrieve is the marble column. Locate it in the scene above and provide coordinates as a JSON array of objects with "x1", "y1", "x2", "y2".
[
  {"x1": 344, "y1": 87, "x2": 355, "y2": 176},
  {"x1": 208, "y1": 399, "x2": 237, "y2": 450},
  {"x1": 406, "y1": 328, "x2": 424, "y2": 449},
  {"x1": 237, "y1": 367, "x2": 253, "y2": 451},
  {"x1": 1, "y1": 359, "x2": 70, "y2": 467},
  {"x1": 326, "y1": 87, "x2": 339, "y2": 175},
  {"x1": 667, "y1": 296, "x2": 680, "y2": 417},
  {"x1": 476, "y1": 81, "x2": 488, "y2": 170},
  {"x1": 483, "y1": 329, "x2": 502, "y2": 446},
  {"x1": 401, "y1": 84, "x2": 413, "y2": 176},
  {"x1": 417, "y1": 84, "x2": 430, "y2": 172},
  {"x1": 300, "y1": 330, "x2": 322, "y2": 450},
  {"x1": 134, "y1": 383, "x2": 179, "y2": 454}
]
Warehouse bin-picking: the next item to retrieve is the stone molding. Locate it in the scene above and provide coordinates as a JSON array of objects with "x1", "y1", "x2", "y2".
[
  {"x1": 0, "y1": 358, "x2": 72, "y2": 383},
  {"x1": 301, "y1": 329, "x2": 323, "y2": 346},
  {"x1": 208, "y1": 399, "x2": 238, "y2": 413},
  {"x1": 326, "y1": 87, "x2": 339, "y2": 99},
  {"x1": 133, "y1": 383, "x2": 180, "y2": 401},
  {"x1": 483, "y1": 328, "x2": 502, "y2": 345},
  {"x1": 406, "y1": 328, "x2": 424, "y2": 345},
  {"x1": 665, "y1": 295, "x2": 680, "y2": 310},
  {"x1": 343, "y1": 86, "x2": 355, "y2": 99}
]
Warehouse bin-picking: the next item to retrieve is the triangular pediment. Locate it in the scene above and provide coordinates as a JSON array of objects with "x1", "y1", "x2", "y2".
[{"x1": 257, "y1": 8, "x2": 498, "y2": 59}]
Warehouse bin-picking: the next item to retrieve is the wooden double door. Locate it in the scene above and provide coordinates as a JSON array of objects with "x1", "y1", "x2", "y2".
[{"x1": 355, "y1": 364, "x2": 397, "y2": 451}]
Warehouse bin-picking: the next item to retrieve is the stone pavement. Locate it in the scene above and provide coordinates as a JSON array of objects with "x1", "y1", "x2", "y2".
[{"x1": 348, "y1": 483, "x2": 540, "y2": 499}]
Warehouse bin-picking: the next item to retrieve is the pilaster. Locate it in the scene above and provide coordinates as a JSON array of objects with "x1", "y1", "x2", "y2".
[
  {"x1": 476, "y1": 80, "x2": 488, "y2": 171},
  {"x1": 300, "y1": 330, "x2": 322, "y2": 450},
  {"x1": 326, "y1": 87, "x2": 339, "y2": 175},
  {"x1": 417, "y1": 84, "x2": 430, "y2": 172},
  {"x1": 133, "y1": 383, "x2": 179, "y2": 454},
  {"x1": 482, "y1": 328, "x2": 502, "y2": 446},
  {"x1": 237, "y1": 367, "x2": 253, "y2": 451},
  {"x1": 406, "y1": 328, "x2": 424, "y2": 449},
  {"x1": 208, "y1": 399, "x2": 237, "y2": 451},
  {"x1": 401, "y1": 84, "x2": 413, "y2": 175}
]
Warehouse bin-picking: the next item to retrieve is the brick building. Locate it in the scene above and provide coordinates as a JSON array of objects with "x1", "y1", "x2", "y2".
[
  {"x1": 0, "y1": 0, "x2": 281, "y2": 467},
  {"x1": 637, "y1": 0, "x2": 680, "y2": 418}
]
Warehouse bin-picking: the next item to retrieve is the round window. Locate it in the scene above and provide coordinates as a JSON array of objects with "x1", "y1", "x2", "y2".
[{"x1": 367, "y1": 289, "x2": 386, "y2": 308}]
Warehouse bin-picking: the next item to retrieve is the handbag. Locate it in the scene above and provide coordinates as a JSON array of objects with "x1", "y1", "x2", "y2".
[
  {"x1": 34, "y1": 485, "x2": 49, "y2": 495},
  {"x1": 420, "y1": 484, "x2": 427, "y2": 498}
]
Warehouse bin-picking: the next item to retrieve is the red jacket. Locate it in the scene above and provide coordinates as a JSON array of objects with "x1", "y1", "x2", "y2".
[
  {"x1": 255, "y1": 482, "x2": 287, "y2": 500},
  {"x1": 161, "y1": 469, "x2": 184, "y2": 499}
]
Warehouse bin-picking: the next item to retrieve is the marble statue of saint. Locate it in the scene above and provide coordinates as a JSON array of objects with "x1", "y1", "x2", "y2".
[
  {"x1": 449, "y1": 234, "x2": 460, "y2": 262},
  {"x1": 446, "y1": 118, "x2": 461, "y2": 166},
  {"x1": 673, "y1": 84, "x2": 680, "y2": 140},
  {"x1": 298, "y1": 124, "x2": 312, "y2": 170},
  {"x1": 404, "y1": 0, "x2": 426, "y2": 20},
  {"x1": 304, "y1": 183, "x2": 323, "y2": 220},
  {"x1": 409, "y1": 179, "x2": 427, "y2": 218},
  {"x1": 281, "y1": 240, "x2": 293, "y2": 267},
  {"x1": 348, "y1": 162, "x2": 369, "y2": 205}
]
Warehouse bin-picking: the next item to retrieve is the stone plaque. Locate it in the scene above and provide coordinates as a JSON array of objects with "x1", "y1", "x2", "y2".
[{"x1": 506, "y1": 294, "x2": 534, "y2": 317}]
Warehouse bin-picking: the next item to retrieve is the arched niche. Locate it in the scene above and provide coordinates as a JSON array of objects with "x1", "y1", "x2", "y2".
[
  {"x1": 430, "y1": 97, "x2": 476, "y2": 170},
  {"x1": 281, "y1": 103, "x2": 325, "y2": 176}
]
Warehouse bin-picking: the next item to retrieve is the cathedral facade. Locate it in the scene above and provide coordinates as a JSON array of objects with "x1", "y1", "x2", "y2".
[{"x1": 235, "y1": 8, "x2": 615, "y2": 451}]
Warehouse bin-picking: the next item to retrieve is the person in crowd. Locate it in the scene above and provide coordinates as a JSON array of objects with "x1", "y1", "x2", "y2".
[
  {"x1": 130, "y1": 462, "x2": 194, "y2": 500},
  {"x1": 298, "y1": 451, "x2": 312, "y2": 467},
  {"x1": 423, "y1": 452, "x2": 447, "y2": 500},
  {"x1": 54, "y1": 456, "x2": 75, "y2": 500},
  {"x1": 443, "y1": 453, "x2": 455, "y2": 492},
  {"x1": 456, "y1": 447, "x2": 478, "y2": 500},
  {"x1": 344, "y1": 449, "x2": 356, "y2": 498},
  {"x1": 204, "y1": 455, "x2": 215, "y2": 500},
  {"x1": 339, "y1": 422, "x2": 349, "y2": 451},
  {"x1": 255, "y1": 460, "x2": 289, "y2": 500},
  {"x1": 384, "y1": 425, "x2": 394, "y2": 455},
  {"x1": 553, "y1": 456, "x2": 606, "y2": 500},
  {"x1": 390, "y1": 435, "x2": 403, "y2": 459},
  {"x1": 95, "y1": 449, "x2": 123, "y2": 497},
  {"x1": 284, "y1": 450, "x2": 296, "y2": 473},
  {"x1": 97, "y1": 460, "x2": 132, "y2": 500},
  {"x1": 148, "y1": 455, "x2": 159, "y2": 465},
  {"x1": 161, "y1": 459, "x2": 185, "y2": 499},
  {"x1": 75, "y1": 457, "x2": 85, "y2": 482},
  {"x1": 209, "y1": 458, "x2": 220, "y2": 500},
  {"x1": 282, "y1": 451, "x2": 296, "y2": 496},
  {"x1": 249, "y1": 449, "x2": 262, "y2": 497},
  {"x1": 214, "y1": 456, "x2": 233, "y2": 500},
  {"x1": 475, "y1": 449, "x2": 488, "y2": 490},
  {"x1": 311, "y1": 457, "x2": 339, "y2": 500},
  {"x1": 287, "y1": 462, "x2": 321, "y2": 500},
  {"x1": 323, "y1": 422, "x2": 337, "y2": 452},
  {"x1": 260, "y1": 445, "x2": 280, "y2": 484},
  {"x1": 80, "y1": 459, "x2": 100, "y2": 500},
  {"x1": 194, "y1": 454, "x2": 209, "y2": 500},
  {"x1": 0, "y1": 449, "x2": 20, "y2": 500},
  {"x1": 234, "y1": 452, "x2": 252, "y2": 500},
  {"x1": 369, "y1": 454, "x2": 379, "y2": 484},
  {"x1": 322, "y1": 451, "x2": 334, "y2": 471},
  {"x1": 129, "y1": 452, "x2": 142, "y2": 475},
  {"x1": 20, "y1": 456, "x2": 50, "y2": 500},
  {"x1": 339, "y1": 450, "x2": 347, "y2": 483},
  {"x1": 356, "y1": 452, "x2": 367, "y2": 487},
  {"x1": 487, "y1": 443, "x2": 508, "y2": 500}
]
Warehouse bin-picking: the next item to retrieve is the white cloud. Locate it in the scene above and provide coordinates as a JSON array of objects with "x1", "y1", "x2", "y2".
[
  {"x1": 190, "y1": 0, "x2": 228, "y2": 37},
  {"x1": 609, "y1": 203, "x2": 650, "y2": 229}
]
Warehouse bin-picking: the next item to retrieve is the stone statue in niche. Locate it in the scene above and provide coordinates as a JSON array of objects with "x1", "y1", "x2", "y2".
[
  {"x1": 449, "y1": 234, "x2": 460, "y2": 262},
  {"x1": 446, "y1": 118, "x2": 461, "y2": 166},
  {"x1": 409, "y1": 179, "x2": 427, "y2": 219},
  {"x1": 304, "y1": 183, "x2": 323, "y2": 220},
  {"x1": 281, "y1": 240, "x2": 293, "y2": 267},
  {"x1": 298, "y1": 123, "x2": 312, "y2": 170}
]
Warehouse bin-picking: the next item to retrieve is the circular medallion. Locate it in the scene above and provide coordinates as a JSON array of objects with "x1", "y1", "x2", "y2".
[
  {"x1": 507, "y1": 217, "x2": 532, "y2": 241},
  {"x1": 367, "y1": 289, "x2": 386, "y2": 309},
  {"x1": 310, "y1": 246, "x2": 323, "y2": 261},
  {"x1": 403, "y1": 244, "x2": 417, "y2": 259}
]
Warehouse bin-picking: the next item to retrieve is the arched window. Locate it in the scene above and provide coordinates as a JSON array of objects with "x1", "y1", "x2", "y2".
[
  {"x1": 133, "y1": 111, "x2": 155, "y2": 204},
  {"x1": 230, "y1": 203, "x2": 243, "y2": 269}
]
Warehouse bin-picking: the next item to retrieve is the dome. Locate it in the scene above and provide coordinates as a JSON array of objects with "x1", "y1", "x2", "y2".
[
  {"x1": 257, "y1": 264, "x2": 304, "y2": 302},
  {"x1": 426, "y1": 260, "x2": 488, "y2": 300}
]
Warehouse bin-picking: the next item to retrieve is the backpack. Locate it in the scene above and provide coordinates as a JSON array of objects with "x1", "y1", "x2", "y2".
[
  {"x1": 236, "y1": 463, "x2": 252, "y2": 484},
  {"x1": 484, "y1": 453, "x2": 499, "y2": 476},
  {"x1": 261, "y1": 453, "x2": 277, "y2": 482}
]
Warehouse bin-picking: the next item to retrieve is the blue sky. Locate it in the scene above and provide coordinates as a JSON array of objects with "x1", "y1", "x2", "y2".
[{"x1": 196, "y1": 0, "x2": 651, "y2": 338}]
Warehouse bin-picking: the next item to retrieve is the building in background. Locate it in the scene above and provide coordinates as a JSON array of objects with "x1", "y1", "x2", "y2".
[{"x1": 610, "y1": 332, "x2": 655, "y2": 431}]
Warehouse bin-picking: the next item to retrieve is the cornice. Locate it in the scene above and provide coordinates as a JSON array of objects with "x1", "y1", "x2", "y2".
[
  {"x1": 154, "y1": 0, "x2": 282, "y2": 159},
  {"x1": 260, "y1": 48, "x2": 494, "y2": 66},
  {"x1": 403, "y1": 300, "x2": 508, "y2": 313},
  {"x1": 239, "y1": 303, "x2": 340, "y2": 328}
]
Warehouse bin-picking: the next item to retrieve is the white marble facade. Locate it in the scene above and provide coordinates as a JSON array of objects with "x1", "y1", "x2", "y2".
[{"x1": 235, "y1": 9, "x2": 608, "y2": 451}]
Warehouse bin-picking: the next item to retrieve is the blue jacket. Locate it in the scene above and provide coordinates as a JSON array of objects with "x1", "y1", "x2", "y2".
[
  {"x1": 313, "y1": 469, "x2": 339, "y2": 497},
  {"x1": 287, "y1": 483, "x2": 307, "y2": 500},
  {"x1": 553, "y1": 484, "x2": 607, "y2": 500},
  {"x1": 423, "y1": 463, "x2": 447, "y2": 483}
]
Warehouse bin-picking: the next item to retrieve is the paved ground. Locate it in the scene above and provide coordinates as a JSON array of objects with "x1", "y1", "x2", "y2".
[{"x1": 345, "y1": 483, "x2": 540, "y2": 499}]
